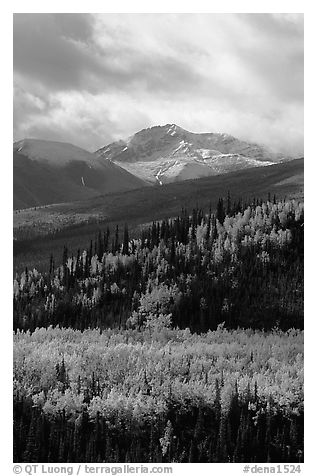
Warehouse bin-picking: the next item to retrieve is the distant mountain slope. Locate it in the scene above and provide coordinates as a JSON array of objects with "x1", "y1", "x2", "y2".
[
  {"x1": 13, "y1": 139, "x2": 148, "y2": 209},
  {"x1": 14, "y1": 139, "x2": 98, "y2": 167},
  {"x1": 14, "y1": 158, "x2": 303, "y2": 272},
  {"x1": 96, "y1": 124, "x2": 288, "y2": 184}
]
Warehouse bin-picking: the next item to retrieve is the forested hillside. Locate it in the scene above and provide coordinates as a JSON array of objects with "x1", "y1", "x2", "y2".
[
  {"x1": 13, "y1": 196, "x2": 304, "y2": 463},
  {"x1": 14, "y1": 197, "x2": 303, "y2": 332}
]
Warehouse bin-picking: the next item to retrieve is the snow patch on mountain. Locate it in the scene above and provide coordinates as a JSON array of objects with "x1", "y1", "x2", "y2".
[
  {"x1": 166, "y1": 124, "x2": 177, "y2": 135},
  {"x1": 173, "y1": 141, "x2": 187, "y2": 154},
  {"x1": 155, "y1": 168, "x2": 163, "y2": 186},
  {"x1": 197, "y1": 148, "x2": 213, "y2": 159}
]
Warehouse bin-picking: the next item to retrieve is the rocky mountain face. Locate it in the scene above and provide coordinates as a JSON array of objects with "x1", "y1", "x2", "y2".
[
  {"x1": 13, "y1": 139, "x2": 148, "y2": 209},
  {"x1": 95, "y1": 124, "x2": 287, "y2": 185}
]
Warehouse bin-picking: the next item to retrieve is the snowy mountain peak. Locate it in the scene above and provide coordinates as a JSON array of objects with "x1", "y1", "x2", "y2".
[{"x1": 95, "y1": 125, "x2": 289, "y2": 185}]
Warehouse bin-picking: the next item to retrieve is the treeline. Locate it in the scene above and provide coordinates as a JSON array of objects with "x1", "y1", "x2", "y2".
[
  {"x1": 13, "y1": 196, "x2": 304, "y2": 333},
  {"x1": 14, "y1": 396, "x2": 303, "y2": 463}
]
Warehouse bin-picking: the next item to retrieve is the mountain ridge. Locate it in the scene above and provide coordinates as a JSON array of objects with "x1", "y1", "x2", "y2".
[
  {"x1": 13, "y1": 139, "x2": 148, "y2": 209},
  {"x1": 95, "y1": 124, "x2": 290, "y2": 184}
]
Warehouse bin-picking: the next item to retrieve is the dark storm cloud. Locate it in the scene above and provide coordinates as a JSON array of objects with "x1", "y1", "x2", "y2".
[
  {"x1": 14, "y1": 13, "x2": 105, "y2": 92},
  {"x1": 51, "y1": 13, "x2": 95, "y2": 42}
]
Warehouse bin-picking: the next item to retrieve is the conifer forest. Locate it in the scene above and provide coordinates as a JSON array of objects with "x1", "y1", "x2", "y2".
[{"x1": 13, "y1": 197, "x2": 304, "y2": 463}]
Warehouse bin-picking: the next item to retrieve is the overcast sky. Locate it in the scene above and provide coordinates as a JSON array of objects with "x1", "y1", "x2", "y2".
[{"x1": 13, "y1": 13, "x2": 304, "y2": 155}]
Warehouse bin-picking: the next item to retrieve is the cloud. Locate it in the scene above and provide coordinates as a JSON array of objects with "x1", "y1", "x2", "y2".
[
  {"x1": 13, "y1": 13, "x2": 205, "y2": 96},
  {"x1": 13, "y1": 13, "x2": 304, "y2": 155}
]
